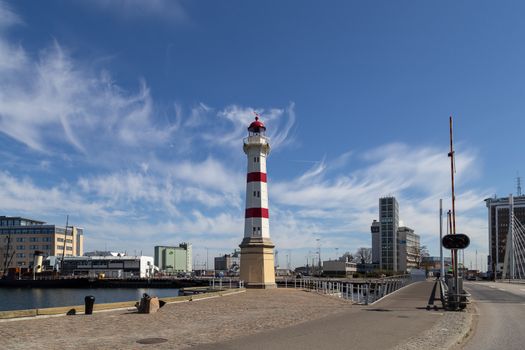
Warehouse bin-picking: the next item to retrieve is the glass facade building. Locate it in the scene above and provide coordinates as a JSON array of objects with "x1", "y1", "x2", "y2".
[{"x1": 379, "y1": 197, "x2": 399, "y2": 271}]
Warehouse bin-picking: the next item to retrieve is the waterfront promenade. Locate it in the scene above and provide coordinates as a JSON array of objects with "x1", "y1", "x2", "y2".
[{"x1": 0, "y1": 281, "x2": 470, "y2": 349}]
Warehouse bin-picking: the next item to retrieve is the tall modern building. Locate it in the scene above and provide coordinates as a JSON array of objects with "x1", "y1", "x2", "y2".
[
  {"x1": 371, "y1": 198, "x2": 420, "y2": 272},
  {"x1": 0, "y1": 216, "x2": 84, "y2": 271},
  {"x1": 485, "y1": 194, "x2": 525, "y2": 277},
  {"x1": 379, "y1": 197, "x2": 399, "y2": 271},
  {"x1": 370, "y1": 220, "x2": 380, "y2": 265},
  {"x1": 154, "y1": 243, "x2": 192, "y2": 273}
]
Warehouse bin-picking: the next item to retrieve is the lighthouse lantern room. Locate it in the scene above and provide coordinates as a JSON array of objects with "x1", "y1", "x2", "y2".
[{"x1": 239, "y1": 114, "x2": 276, "y2": 288}]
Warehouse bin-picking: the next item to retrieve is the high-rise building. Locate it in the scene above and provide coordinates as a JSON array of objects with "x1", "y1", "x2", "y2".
[
  {"x1": 379, "y1": 197, "x2": 399, "y2": 271},
  {"x1": 370, "y1": 220, "x2": 380, "y2": 264},
  {"x1": 485, "y1": 195, "x2": 525, "y2": 276},
  {"x1": 0, "y1": 216, "x2": 84, "y2": 271},
  {"x1": 154, "y1": 243, "x2": 192, "y2": 273},
  {"x1": 371, "y1": 198, "x2": 420, "y2": 272}
]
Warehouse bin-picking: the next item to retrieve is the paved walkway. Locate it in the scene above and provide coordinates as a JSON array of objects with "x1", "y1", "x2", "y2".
[
  {"x1": 197, "y1": 281, "x2": 445, "y2": 350},
  {"x1": 0, "y1": 281, "x2": 460, "y2": 350}
]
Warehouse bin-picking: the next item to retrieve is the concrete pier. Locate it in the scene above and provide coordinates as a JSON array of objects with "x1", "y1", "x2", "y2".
[{"x1": 0, "y1": 282, "x2": 471, "y2": 350}]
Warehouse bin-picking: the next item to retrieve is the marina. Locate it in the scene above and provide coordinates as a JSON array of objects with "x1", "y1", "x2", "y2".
[{"x1": 0, "y1": 287, "x2": 179, "y2": 312}]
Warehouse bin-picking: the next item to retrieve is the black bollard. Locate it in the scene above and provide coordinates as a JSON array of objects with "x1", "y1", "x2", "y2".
[{"x1": 84, "y1": 295, "x2": 95, "y2": 315}]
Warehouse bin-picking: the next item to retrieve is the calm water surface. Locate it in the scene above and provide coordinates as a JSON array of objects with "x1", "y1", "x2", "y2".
[{"x1": 0, "y1": 288, "x2": 180, "y2": 311}]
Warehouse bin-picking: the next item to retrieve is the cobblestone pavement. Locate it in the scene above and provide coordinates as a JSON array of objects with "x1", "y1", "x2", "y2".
[{"x1": 0, "y1": 289, "x2": 352, "y2": 350}]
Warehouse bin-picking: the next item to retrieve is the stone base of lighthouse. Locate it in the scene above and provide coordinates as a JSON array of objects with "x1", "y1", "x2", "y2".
[{"x1": 239, "y1": 237, "x2": 276, "y2": 289}]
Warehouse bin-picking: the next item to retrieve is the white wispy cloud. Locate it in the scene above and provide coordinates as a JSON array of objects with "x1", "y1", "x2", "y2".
[
  {"x1": 0, "y1": 2, "x2": 490, "y2": 267},
  {"x1": 270, "y1": 143, "x2": 491, "y2": 262},
  {"x1": 84, "y1": 0, "x2": 187, "y2": 21},
  {"x1": 0, "y1": 1, "x2": 21, "y2": 29}
]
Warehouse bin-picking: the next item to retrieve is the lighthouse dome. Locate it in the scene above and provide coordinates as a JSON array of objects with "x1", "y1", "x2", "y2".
[{"x1": 248, "y1": 116, "x2": 266, "y2": 133}]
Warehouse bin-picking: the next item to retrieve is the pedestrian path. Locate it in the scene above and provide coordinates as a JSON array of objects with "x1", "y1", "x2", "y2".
[{"x1": 197, "y1": 281, "x2": 448, "y2": 350}]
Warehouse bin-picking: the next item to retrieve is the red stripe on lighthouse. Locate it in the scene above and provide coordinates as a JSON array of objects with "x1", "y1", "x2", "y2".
[
  {"x1": 245, "y1": 208, "x2": 269, "y2": 218},
  {"x1": 247, "y1": 172, "x2": 267, "y2": 182}
]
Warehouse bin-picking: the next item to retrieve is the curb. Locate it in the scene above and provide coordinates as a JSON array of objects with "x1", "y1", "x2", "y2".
[
  {"x1": 369, "y1": 280, "x2": 423, "y2": 306},
  {"x1": 0, "y1": 288, "x2": 246, "y2": 321}
]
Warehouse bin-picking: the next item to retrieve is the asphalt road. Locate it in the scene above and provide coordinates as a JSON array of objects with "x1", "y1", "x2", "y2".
[
  {"x1": 462, "y1": 281, "x2": 525, "y2": 350},
  {"x1": 196, "y1": 281, "x2": 446, "y2": 350}
]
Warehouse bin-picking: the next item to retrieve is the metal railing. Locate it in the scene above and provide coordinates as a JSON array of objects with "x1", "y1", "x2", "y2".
[
  {"x1": 208, "y1": 278, "x2": 244, "y2": 289},
  {"x1": 279, "y1": 275, "x2": 414, "y2": 304}
]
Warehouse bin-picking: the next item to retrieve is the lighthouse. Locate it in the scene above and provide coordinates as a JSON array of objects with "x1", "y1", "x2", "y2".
[{"x1": 239, "y1": 115, "x2": 276, "y2": 288}]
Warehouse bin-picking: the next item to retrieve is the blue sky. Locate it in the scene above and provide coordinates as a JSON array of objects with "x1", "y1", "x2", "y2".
[{"x1": 1, "y1": 1, "x2": 524, "y2": 270}]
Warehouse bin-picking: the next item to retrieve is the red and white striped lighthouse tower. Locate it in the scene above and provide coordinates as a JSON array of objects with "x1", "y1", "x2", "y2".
[{"x1": 239, "y1": 114, "x2": 276, "y2": 288}]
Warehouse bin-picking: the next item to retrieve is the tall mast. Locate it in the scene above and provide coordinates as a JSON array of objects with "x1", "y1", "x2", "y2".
[
  {"x1": 61, "y1": 215, "x2": 69, "y2": 274},
  {"x1": 448, "y1": 116, "x2": 457, "y2": 236}
]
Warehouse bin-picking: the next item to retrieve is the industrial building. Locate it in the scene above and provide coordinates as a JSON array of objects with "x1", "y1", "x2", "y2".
[
  {"x1": 154, "y1": 243, "x2": 192, "y2": 273},
  {"x1": 0, "y1": 216, "x2": 84, "y2": 271},
  {"x1": 422, "y1": 256, "x2": 452, "y2": 276},
  {"x1": 322, "y1": 259, "x2": 357, "y2": 277},
  {"x1": 59, "y1": 255, "x2": 155, "y2": 278},
  {"x1": 214, "y1": 250, "x2": 241, "y2": 275},
  {"x1": 485, "y1": 194, "x2": 525, "y2": 278}
]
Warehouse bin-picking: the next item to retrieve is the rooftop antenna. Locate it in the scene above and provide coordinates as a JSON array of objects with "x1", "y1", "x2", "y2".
[{"x1": 517, "y1": 172, "x2": 522, "y2": 196}]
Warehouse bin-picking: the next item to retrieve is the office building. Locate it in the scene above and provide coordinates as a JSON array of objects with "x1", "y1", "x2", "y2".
[
  {"x1": 379, "y1": 197, "x2": 399, "y2": 271},
  {"x1": 397, "y1": 226, "x2": 420, "y2": 272},
  {"x1": 371, "y1": 198, "x2": 420, "y2": 272},
  {"x1": 485, "y1": 194, "x2": 525, "y2": 277},
  {"x1": 370, "y1": 220, "x2": 380, "y2": 264},
  {"x1": 154, "y1": 243, "x2": 192, "y2": 273},
  {"x1": 0, "y1": 216, "x2": 84, "y2": 271}
]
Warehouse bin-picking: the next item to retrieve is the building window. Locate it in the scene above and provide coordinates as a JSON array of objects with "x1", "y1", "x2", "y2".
[
  {"x1": 29, "y1": 237, "x2": 39, "y2": 242},
  {"x1": 57, "y1": 238, "x2": 64, "y2": 243},
  {"x1": 16, "y1": 245, "x2": 25, "y2": 250},
  {"x1": 16, "y1": 237, "x2": 26, "y2": 242}
]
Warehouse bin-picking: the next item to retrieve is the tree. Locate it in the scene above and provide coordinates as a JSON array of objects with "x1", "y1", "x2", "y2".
[
  {"x1": 338, "y1": 251, "x2": 354, "y2": 262},
  {"x1": 355, "y1": 247, "x2": 372, "y2": 264},
  {"x1": 414, "y1": 245, "x2": 430, "y2": 269}
]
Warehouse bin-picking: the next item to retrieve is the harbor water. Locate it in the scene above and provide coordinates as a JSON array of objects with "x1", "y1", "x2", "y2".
[{"x1": 0, "y1": 288, "x2": 180, "y2": 311}]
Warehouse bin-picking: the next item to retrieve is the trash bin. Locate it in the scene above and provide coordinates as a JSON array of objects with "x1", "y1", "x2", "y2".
[{"x1": 84, "y1": 295, "x2": 95, "y2": 315}]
